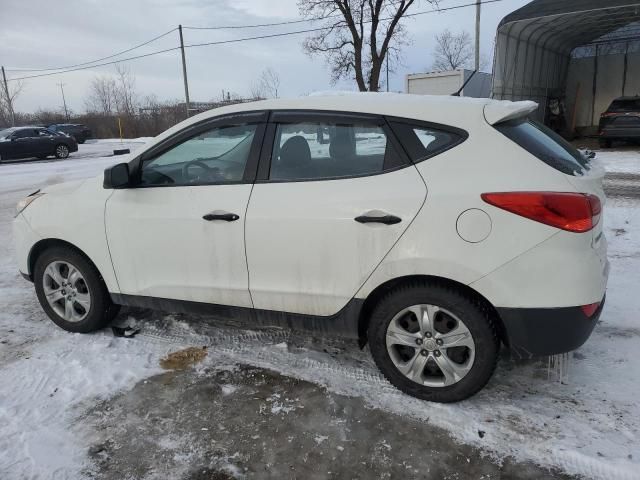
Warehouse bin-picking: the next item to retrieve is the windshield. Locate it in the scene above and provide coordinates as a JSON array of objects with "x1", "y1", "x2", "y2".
[
  {"x1": 0, "y1": 128, "x2": 16, "y2": 140},
  {"x1": 608, "y1": 99, "x2": 640, "y2": 112},
  {"x1": 495, "y1": 120, "x2": 589, "y2": 176}
]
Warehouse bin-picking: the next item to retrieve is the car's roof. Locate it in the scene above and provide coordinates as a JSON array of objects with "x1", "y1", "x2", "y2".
[
  {"x1": 153, "y1": 93, "x2": 537, "y2": 143},
  {"x1": 193, "y1": 93, "x2": 492, "y2": 124},
  {"x1": 611, "y1": 96, "x2": 640, "y2": 102}
]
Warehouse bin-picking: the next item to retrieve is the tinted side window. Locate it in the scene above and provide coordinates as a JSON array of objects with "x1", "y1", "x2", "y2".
[
  {"x1": 269, "y1": 122, "x2": 401, "y2": 181},
  {"x1": 494, "y1": 120, "x2": 588, "y2": 176},
  {"x1": 140, "y1": 124, "x2": 258, "y2": 186},
  {"x1": 388, "y1": 122, "x2": 464, "y2": 163},
  {"x1": 13, "y1": 129, "x2": 34, "y2": 139}
]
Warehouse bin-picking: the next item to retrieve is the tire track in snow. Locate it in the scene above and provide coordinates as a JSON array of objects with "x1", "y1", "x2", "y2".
[{"x1": 136, "y1": 322, "x2": 639, "y2": 480}]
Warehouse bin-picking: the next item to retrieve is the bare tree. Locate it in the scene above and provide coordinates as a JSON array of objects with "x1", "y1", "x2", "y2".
[
  {"x1": 261, "y1": 68, "x2": 281, "y2": 98},
  {"x1": 298, "y1": 0, "x2": 437, "y2": 91},
  {"x1": 250, "y1": 68, "x2": 281, "y2": 99},
  {"x1": 85, "y1": 76, "x2": 117, "y2": 115},
  {"x1": 0, "y1": 79, "x2": 24, "y2": 127},
  {"x1": 431, "y1": 29, "x2": 474, "y2": 71},
  {"x1": 114, "y1": 64, "x2": 138, "y2": 116}
]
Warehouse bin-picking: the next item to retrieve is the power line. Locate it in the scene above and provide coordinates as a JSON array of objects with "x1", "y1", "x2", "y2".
[
  {"x1": 5, "y1": 28, "x2": 177, "y2": 73},
  {"x1": 184, "y1": 0, "x2": 502, "y2": 30},
  {"x1": 184, "y1": 0, "x2": 504, "y2": 49},
  {"x1": 7, "y1": 47, "x2": 180, "y2": 81},
  {"x1": 5, "y1": 0, "x2": 504, "y2": 82}
]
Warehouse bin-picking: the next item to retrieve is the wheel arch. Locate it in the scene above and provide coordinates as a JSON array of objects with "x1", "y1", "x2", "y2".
[
  {"x1": 28, "y1": 238, "x2": 106, "y2": 284},
  {"x1": 357, "y1": 274, "x2": 508, "y2": 348}
]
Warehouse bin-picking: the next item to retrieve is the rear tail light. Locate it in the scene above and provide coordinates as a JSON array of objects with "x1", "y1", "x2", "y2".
[
  {"x1": 481, "y1": 192, "x2": 601, "y2": 233},
  {"x1": 581, "y1": 302, "x2": 600, "y2": 317}
]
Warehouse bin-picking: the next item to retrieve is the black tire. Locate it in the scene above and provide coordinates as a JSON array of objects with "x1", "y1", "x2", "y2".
[
  {"x1": 54, "y1": 144, "x2": 70, "y2": 159},
  {"x1": 368, "y1": 282, "x2": 499, "y2": 403},
  {"x1": 33, "y1": 246, "x2": 120, "y2": 333},
  {"x1": 599, "y1": 139, "x2": 612, "y2": 149}
]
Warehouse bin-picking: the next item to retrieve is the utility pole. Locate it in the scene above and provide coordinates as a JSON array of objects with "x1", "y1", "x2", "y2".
[
  {"x1": 475, "y1": 0, "x2": 481, "y2": 71},
  {"x1": 1, "y1": 66, "x2": 16, "y2": 126},
  {"x1": 58, "y1": 82, "x2": 69, "y2": 121},
  {"x1": 386, "y1": 56, "x2": 389, "y2": 92},
  {"x1": 178, "y1": 25, "x2": 191, "y2": 118}
]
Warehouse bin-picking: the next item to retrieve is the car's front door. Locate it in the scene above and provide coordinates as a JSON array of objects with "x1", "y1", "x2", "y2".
[
  {"x1": 10, "y1": 129, "x2": 38, "y2": 159},
  {"x1": 105, "y1": 113, "x2": 266, "y2": 307},
  {"x1": 245, "y1": 112, "x2": 428, "y2": 316}
]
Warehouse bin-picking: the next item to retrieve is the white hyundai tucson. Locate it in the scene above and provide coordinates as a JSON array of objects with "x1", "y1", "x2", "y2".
[{"x1": 13, "y1": 93, "x2": 608, "y2": 402}]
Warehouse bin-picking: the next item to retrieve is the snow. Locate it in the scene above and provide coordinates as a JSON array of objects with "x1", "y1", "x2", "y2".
[
  {"x1": 597, "y1": 150, "x2": 640, "y2": 174},
  {"x1": 1, "y1": 142, "x2": 640, "y2": 479}
]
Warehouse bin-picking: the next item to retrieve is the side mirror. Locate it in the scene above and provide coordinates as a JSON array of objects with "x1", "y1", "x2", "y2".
[{"x1": 103, "y1": 163, "x2": 131, "y2": 189}]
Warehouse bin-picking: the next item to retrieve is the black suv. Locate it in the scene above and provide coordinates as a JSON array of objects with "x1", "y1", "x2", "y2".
[
  {"x1": 48, "y1": 123, "x2": 92, "y2": 144},
  {"x1": 598, "y1": 96, "x2": 640, "y2": 148},
  {"x1": 0, "y1": 127, "x2": 78, "y2": 161}
]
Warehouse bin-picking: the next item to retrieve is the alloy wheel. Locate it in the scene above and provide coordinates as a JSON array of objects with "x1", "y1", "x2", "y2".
[
  {"x1": 385, "y1": 304, "x2": 475, "y2": 387},
  {"x1": 56, "y1": 145, "x2": 69, "y2": 158},
  {"x1": 42, "y1": 260, "x2": 91, "y2": 322}
]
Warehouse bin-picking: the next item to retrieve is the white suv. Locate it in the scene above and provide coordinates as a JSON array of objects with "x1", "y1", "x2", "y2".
[{"x1": 13, "y1": 94, "x2": 608, "y2": 402}]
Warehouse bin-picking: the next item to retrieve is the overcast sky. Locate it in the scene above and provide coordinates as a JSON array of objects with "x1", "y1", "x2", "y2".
[{"x1": 1, "y1": 0, "x2": 530, "y2": 114}]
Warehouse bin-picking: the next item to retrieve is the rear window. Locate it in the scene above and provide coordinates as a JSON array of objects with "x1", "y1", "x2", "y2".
[
  {"x1": 494, "y1": 119, "x2": 588, "y2": 176},
  {"x1": 608, "y1": 99, "x2": 640, "y2": 112}
]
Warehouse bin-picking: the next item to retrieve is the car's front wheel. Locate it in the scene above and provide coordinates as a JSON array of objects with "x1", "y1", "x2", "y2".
[
  {"x1": 34, "y1": 246, "x2": 119, "y2": 333},
  {"x1": 368, "y1": 282, "x2": 499, "y2": 402},
  {"x1": 55, "y1": 144, "x2": 70, "y2": 159}
]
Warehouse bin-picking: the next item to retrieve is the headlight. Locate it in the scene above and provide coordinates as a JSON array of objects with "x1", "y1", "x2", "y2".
[{"x1": 15, "y1": 191, "x2": 45, "y2": 217}]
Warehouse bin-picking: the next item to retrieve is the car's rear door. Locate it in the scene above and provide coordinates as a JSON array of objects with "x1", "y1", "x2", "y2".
[
  {"x1": 34, "y1": 128, "x2": 58, "y2": 155},
  {"x1": 105, "y1": 112, "x2": 267, "y2": 307},
  {"x1": 245, "y1": 111, "x2": 427, "y2": 316}
]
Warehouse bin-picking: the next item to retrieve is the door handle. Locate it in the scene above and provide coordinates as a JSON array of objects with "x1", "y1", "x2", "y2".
[
  {"x1": 202, "y1": 212, "x2": 240, "y2": 222},
  {"x1": 355, "y1": 214, "x2": 402, "y2": 225}
]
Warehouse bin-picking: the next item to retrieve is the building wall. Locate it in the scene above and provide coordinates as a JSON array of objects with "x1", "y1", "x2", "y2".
[
  {"x1": 565, "y1": 52, "x2": 640, "y2": 129},
  {"x1": 406, "y1": 70, "x2": 491, "y2": 98}
]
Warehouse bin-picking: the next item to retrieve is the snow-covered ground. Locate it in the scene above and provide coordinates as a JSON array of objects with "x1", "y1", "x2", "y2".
[
  {"x1": 0, "y1": 141, "x2": 639, "y2": 479},
  {"x1": 597, "y1": 150, "x2": 640, "y2": 175}
]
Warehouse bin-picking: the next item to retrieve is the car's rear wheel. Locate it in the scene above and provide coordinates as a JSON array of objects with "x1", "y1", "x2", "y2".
[
  {"x1": 55, "y1": 144, "x2": 70, "y2": 159},
  {"x1": 368, "y1": 282, "x2": 499, "y2": 402},
  {"x1": 34, "y1": 246, "x2": 119, "y2": 333}
]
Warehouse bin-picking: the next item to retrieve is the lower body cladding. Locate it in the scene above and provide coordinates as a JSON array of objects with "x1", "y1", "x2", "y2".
[
  {"x1": 497, "y1": 298, "x2": 605, "y2": 359},
  {"x1": 111, "y1": 292, "x2": 605, "y2": 359}
]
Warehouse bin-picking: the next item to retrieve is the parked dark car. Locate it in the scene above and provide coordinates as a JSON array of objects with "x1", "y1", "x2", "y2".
[
  {"x1": 598, "y1": 96, "x2": 640, "y2": 148},
  {"x1": 0, "y1": 127, "x2": 78, "y2": 161},
  {"x1": 48, "y1": 123, "x2": 92, "y2": 144}
]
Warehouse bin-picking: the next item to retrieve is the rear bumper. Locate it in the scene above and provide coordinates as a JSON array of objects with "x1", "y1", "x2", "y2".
[{"x1": 497, "y1": 297, "x2": 604, "y2": 359}]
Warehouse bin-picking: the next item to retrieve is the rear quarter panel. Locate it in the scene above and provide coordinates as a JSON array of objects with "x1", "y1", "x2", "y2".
[{"x1": 356, "y1": 116, "x2": 580, "y2": 303}]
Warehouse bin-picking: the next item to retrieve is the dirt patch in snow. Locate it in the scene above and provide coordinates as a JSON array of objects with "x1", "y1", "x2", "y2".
[{"x1": 160, "y1": 346, "x2": 208, "y2": 370}]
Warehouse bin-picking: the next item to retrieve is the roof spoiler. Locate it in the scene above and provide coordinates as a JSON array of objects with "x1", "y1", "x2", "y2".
[{"x1": 484, "y1": 100, "x2": 538, "y2": 125}]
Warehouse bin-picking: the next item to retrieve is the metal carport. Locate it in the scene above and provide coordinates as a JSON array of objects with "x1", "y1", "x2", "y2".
[{"x1": 492, "y1": 0, "x2": 640, "y2": 133}]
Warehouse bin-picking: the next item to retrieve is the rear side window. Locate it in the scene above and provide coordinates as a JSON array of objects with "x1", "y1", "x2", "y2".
[
  {"x1": 388, "y1": 121, "x2": 465, "y2": 163},
  {"x1": 269, "y1": 122, "x2": 403, "y2": 181},
  {"x1": 495, "y1": 120, "x2": 588, "y2": 176}
]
